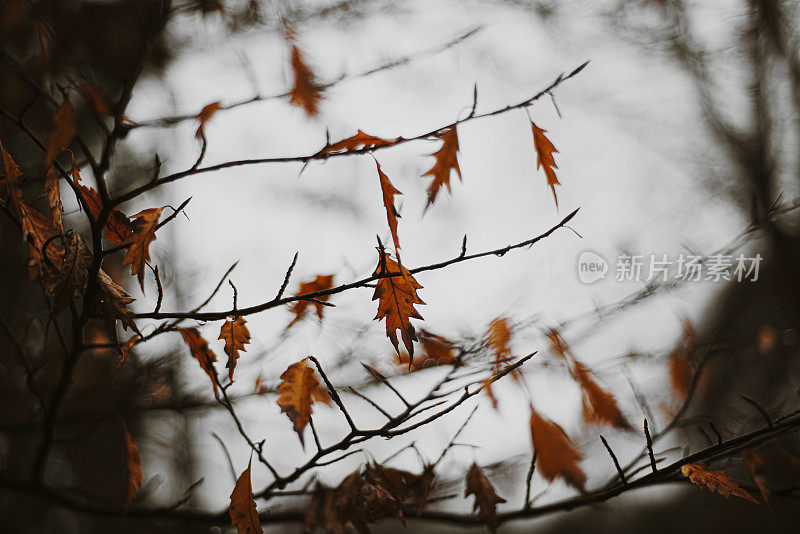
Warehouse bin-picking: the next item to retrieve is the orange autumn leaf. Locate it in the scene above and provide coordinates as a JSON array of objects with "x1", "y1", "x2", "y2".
[
  {"x1": 122, "y1": 207, "x2": 164, "y2": 291},
  {"x1": 229, "y1": 460, "x2": 263, "y2": 534},
  {"x1": 464, "y1": 463, "x2": 506, "y2": 534},
  {"x1": 680, "y1": 463, "x2": 758, "y2": 503},
  {"x1": 546, "y1": 330, "x2": 631, "y2": 430},
  {"x1": 487, "y1": 317, "x2": 512, "y2": 366},
  {"x1": 320, "y1": 130, "x2": 399, "y2": 155},
  {"x1": 485, "y1": 317, "x2": 523, "y2": 394},
  {"x1": 78, "y1": 82, "x2": 113, "y2": 116},
  {"x1": 45, "y1": 97, "x2": 76, "y2": 167},
  {"x1": 72, "y1": 159, "x2": 133, "y2": 244},
  {"x1": 372, "y1": 251, "x2": 425, "y2": 361},
  {"x1": 177, "y1": 328, "x2": 219, "y2": 398},
  {"x1": 195, "y1": 101, "x2": 222, "y2": 139},
  {"x1": 422, "y1": 126, "x2": 461, "y2": 210},
  {"x1": 530, "y1": 120, "x2": 560, "y2": 207},
  {"x1": 376, "y1": 161, "x2": 402, "y2": 251},
  {"x1": 529, "y1": 405, "x2": 586, "y2": 490},
  {"x1": 218, "y1": 316, "x2": 251, "y2": 380},
  {"x1": 285, "y1": 28, "x2": 322, "y2": 117},
  {"x1": 122, "y1": 421, "x2": 142, "y2": 509},
  {"x1": 571, "y1": 362, "x2": 632, "y2": 431},
  {"x1": 286, "y1": 274, "x2": 335, "y2": 329},
  {"x1": 277, "y1": 357, "x2": 331, "y2": 446}
]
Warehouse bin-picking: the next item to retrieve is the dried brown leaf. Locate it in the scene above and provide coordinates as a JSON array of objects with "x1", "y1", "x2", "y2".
[
  {"x1": 320, "y1": 130, "x2": 399, "y2": 155},
  {"x1": 571, "y1": 362, "x2": 632, "y2": 431},
  {"x1": 48, "y1": 231, "x2": 92, "y2": 320},
  {"x1": 377, "y1": 161, "x2": 402, "y2": 251},
  {"x1": 530, "y1": 120, "x2": 560, "y2": 207},
  {"x1": 43, "y1": 167, "x2": 63, "y2": 232},
  {"x1": 286, "y1": 30, "x2": 323, "y2": 117},
  {"x1": 372, "y1": 251, "x2": 424, "y2": 361},
  {"x1": 45, "y1": 98, "x2": 76, "y2": 167},
  {"x1": 195, "y1": 101, "x2": 222, "y2": 139},
  {"x1": 286, "y1": 274, "x2": 335, "y2": 329},
  {"x1": 464, "y1": 462, "x2": 506, "y2": 534},
  {"x1": 229, "y1": 460, "x2": 263, "y2": 534},
  {"x1": 422, "y1": 127, "x2": 461, "y2": 210},
  {"x1": 122, "y1": 207, "x2": 164, "y2": 292},
  {"x1": 681, "y1": 463, "x2": 758, "y2": 504},
  {"x1": 529, "y1": 405, "x2": 586, "y2": 490},
  {"x1": 178, "y1": 328, "x2": 219, "y2": 399},
  {"x1": 218, "y1": 315, "x2": 251, "y2": 380},
  {"x1": 277, "y1": 357, "x2": 331, "y2": 446}
]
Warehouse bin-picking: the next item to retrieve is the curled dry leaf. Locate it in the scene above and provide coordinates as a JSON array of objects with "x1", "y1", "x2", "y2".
[
  {"x1": 45, "y1": 97, "x2": 76, "y2": 167},
  {"x1": 680, "y1": 463, "x2": 758, "y2": 503},
  {"x1": 122, "y1": 421, "x2": 142, "y2": 509},
  {"x1": 285, "y1": 28, "x2": 323, "y2": 117},
  {"x1": 530, "y1": 120, "x2": 560, "y2": 207},
  {"x1": 97, "y1": 269, "x2": 140, "y2": 336},
  {"x1": 177, "y1": 328, "x2": 219, "y2": 399},
  {"x1": 286, "y1": 274, "x2": 335, "y2": 329},
  {"x1": 376, "y1": 161, "x2": 402, "y2": 251},
  {"x1": 464, "y1": 462, "x2": 506, "y2": 534},
  {"x1": 195, "y1": 101, "x2": 222, "y2": 139},
  {"x1": 320, "y1": 130, "x2": 399, "y2": 155},
  {"x1": 277, "y1": 357, "x2": 331, "y2": 446},
  {"x1": 72, "y1": 159, "x2": 133, "y2": 243},
  {"x1": 336, "y1": 470, "x2": 405, "y2": 533},
  {"x1": 43, "y1": 167, "x2": 62, "y2": 232},
  {"x1": 529, "y1": 405, "x2": 586, "y2": 490},
  {"x1": 122, "y1": 207, "x2": 164, "y2": 292},
  {"x1": 422, "y1": 126, "x2": 461, "y2": 210},
  {"x1": 218, "y1": 316, "x2": 251, "y2": 380},
  {"x1": 365, "y1": 462, "x2": 435, "y2": 516},
  {"x1": 229, "y1": 460, "x2": 263, "y2": 534},
  {"x1": 372, "y1": 251, "x2": 424, "y2": 361},
  {"x1": 48, "y1": 231, "x2": 92, "y2": 321}
]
